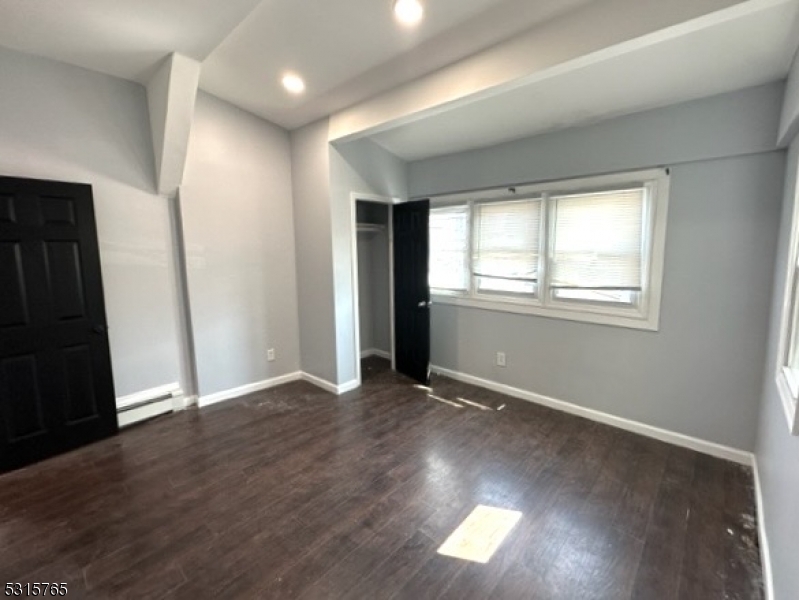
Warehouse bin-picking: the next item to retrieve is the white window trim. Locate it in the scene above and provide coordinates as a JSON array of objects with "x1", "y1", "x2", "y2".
[
  {"x1": 429, "y1": 168, "x2": 670, "y2": 332},
  {"x1": 774, "y1": 156, "x2": 799, "y2": 435}
]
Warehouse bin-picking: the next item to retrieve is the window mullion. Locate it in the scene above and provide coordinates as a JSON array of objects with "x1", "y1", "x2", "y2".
[
  {"x1": 467, "y1": 200, "x2": 475, "y2": 298},
  {"x1": 540, "y1": 193, "x2": 552, "y2": 307},
  {"x1": 637, "y1": 182, "x2": 655, "y2": 314}
]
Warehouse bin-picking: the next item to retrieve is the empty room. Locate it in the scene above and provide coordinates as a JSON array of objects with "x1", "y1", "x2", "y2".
[{"x1": 2, "y1": 0, "x2": 799, "y2": 598}]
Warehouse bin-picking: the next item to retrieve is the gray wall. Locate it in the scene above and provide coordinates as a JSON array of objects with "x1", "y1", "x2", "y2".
[
  {"x1": 755, "y1": 136, "x2": 799, "y2": 600},
  {"x1": 371, "y1": 228, "x2": 392, "y2": 353},
  {"x1": 410, "y1": 82, "x2": 784, "y2": 197},
  {"x1": 357, "y1": 234, "x2": 374, "y2": 351},
  {"x1": 0, "y1": 46, "x2": 182, "y2": 398},
  {"x1": 292, "y1": 129, "x2": 405, "y2": 386},
  {"x1": 329, "y1": 138, "x2": 408, "y2": 384},
  {"x1": 181, "y1": 92, "x2": 300, "y2": 397},
  {"x1": 291, "y1": 119, "x2": 339, "y2": 384},
  {"x1": 411, "y1": 83, "x2": 786, "y2": 451},
  {"x1": 356, "y1": 203, "x2": 391, "y2": 355},
  {"x1": 779, "y1": 52, "x2": 799, "y2": 144}
]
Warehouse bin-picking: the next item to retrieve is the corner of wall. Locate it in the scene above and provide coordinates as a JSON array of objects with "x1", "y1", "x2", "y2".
[
  {"x1": 290, "y1": 118, "x2": 340, "y2": 384},
  {"x1": 778, "y1": 50, "x2": 799, "y2": 146},
  {"x1": 752, "y1": 133, "x2": 799, "y2": 600}
]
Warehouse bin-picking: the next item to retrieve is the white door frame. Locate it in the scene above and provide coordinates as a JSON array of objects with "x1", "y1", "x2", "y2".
[{"x1": 350, "y1": 192, "x2": 398, "y2": 387}]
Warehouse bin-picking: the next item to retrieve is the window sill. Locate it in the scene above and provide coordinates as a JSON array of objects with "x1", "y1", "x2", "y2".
[
  {"x1": 431, "y1": 294, "x2": 659, "y2": 331},
  {"x1": 776, "y1": 368, "x2": 799, "y2": 435}
]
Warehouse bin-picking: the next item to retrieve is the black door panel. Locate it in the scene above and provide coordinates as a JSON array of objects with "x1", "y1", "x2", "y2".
[
  {"x1": 0, "y1": 176, "x2": 117, "y2": 473},
  {"x1": 393, "y1": 200, "x2": 430, "y2": 384}
]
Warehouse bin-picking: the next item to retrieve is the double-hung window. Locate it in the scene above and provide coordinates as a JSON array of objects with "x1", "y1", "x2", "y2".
[
  {"x1": 473, "y1": 199, "x2": 541, "y2": 297},
  {"x1": 549, "y1": 188, "x2": 644, "y2": 307},
  {"x1": 429, "y1": 205, "x2": 470, "y2": 293},
  {"x1": 428, "y1": 169, "x2": 669, "y2": 331}
]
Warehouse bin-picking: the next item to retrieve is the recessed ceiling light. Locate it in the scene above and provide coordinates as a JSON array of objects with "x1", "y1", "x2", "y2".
[
  {"x1": 393, "y1": 0, "x2": 424, "y2": 26},
  {"x1": 281, "y1": 73, "x2": 305, "y2": 95}
]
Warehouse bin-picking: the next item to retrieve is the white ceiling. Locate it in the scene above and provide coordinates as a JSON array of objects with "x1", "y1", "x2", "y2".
[
  {"x1": 0, "y1": 0, "x2": 797, "y2": 160},
  {"x1": 0, "y1": 0, "x2": 263, "y2": 81},
  {"x1": 200, "y1": 0, "x2": 596, "y2": 129},
  {"x1": 370, "y1": 0, "x2": 799, "y2": 160},
  {"x1": 0, "y1": 0, "x2": 597, "y2": 129}
]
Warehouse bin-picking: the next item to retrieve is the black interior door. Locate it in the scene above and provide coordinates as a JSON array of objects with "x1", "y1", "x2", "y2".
[
  {"x1": 393, "y1": 200, "x2": 430, "y2": 384},
  {"x1": 0, "y1": 176, "x2": 117, "y2": 473}
]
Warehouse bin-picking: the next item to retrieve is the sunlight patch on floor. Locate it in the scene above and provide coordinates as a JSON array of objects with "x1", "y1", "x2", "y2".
[
  {"x1": 456, "y1": 397, "x2": 493, "y2": 411},
  {"x1": 427, "y1": 393, "x2": 463, "y2": 408},
  {"x1": 437, "y1": 505, "x2": 522, "y2": 564}
]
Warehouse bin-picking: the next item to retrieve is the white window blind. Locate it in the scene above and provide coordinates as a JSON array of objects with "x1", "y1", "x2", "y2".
[
  {"x1": 473, "y1": 199, "x2": 540, "y2": 295},
  {"x1": 550, "y1": 188, "x2": 645, "y2": 291},
  {"x1": 430, "y1": 205, "x2": 470, "y2": 291}
]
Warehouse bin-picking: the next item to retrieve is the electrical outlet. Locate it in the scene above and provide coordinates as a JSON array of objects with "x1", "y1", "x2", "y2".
[
  {"x1": 267, "y1": 348, "x2": 276, "y2": 362},
  {"x1": 496, "y1": 352, "x2": 506, "y2": 367}
]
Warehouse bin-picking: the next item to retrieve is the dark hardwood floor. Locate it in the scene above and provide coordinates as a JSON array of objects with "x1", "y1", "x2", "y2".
[{"x1": 0, "y1": 357, "x2": 763, "y2": 599}]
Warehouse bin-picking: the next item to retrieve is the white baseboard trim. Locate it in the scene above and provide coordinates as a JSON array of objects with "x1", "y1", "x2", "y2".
[
  {"x1": 198, "y1": 372, "x2": 302, "y2": 407},
  {"x1": 301, "y1": 372, "x2": 338, "y2": 394},
  {"x1": 116, "y1": 382, "x2": 181, "y2": 410},
  {"x1": 117, "y1": 398, "x2": 173, "y2": 428},
  {"x1": 301, "y1": 372, "x2": 360, "y2": 395},
  {"x1": 753, "y1": 458, "x2": 774, "y2": 600},
  {"x1": 195, "y1": 371, "x2": 363, "y2": 409},
  {"x1": 360, "y1": 348, "x2": 391, "y2": 360},
  {"x1": 430, "y1": 365, "x2": 753, "y2": 466},
  {"x1": 176, "y1": 395, "x2": 198, "y2": 409},
  {"x1": 337, "y1": 379, "x2": 360, "y2": 394}
]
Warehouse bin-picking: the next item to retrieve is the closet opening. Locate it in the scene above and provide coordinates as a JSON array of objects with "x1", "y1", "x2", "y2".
[{"x1": 353, "y1": 198, "x2": 395, "y2": 382}]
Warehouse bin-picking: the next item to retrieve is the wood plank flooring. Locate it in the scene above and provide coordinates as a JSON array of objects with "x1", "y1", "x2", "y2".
[{"x1": 0, "y1": 357, "x2": 763, "y2": 599}]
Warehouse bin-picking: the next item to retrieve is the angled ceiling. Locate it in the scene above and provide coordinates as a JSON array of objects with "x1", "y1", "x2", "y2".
[
  {"x1": 0, "y1": 0, "x2": 598, "y2": 128},
  {"x1": 0, "y1": 0, "x2": 797, "y2": 160},
  {"x1": 369, "y1": 0, "x2": 799, "y2": 160},
  {"x1": 0, "y1": 0, "x2": 263, "y2": 81},
  {"x1": 199, "y1": 0, "x2": 597, "y2": 129}
]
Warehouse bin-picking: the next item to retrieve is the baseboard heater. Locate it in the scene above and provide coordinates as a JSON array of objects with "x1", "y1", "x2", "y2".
[{"x1": 116, "y1": 383, "x2": 181, "y2": 428}]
